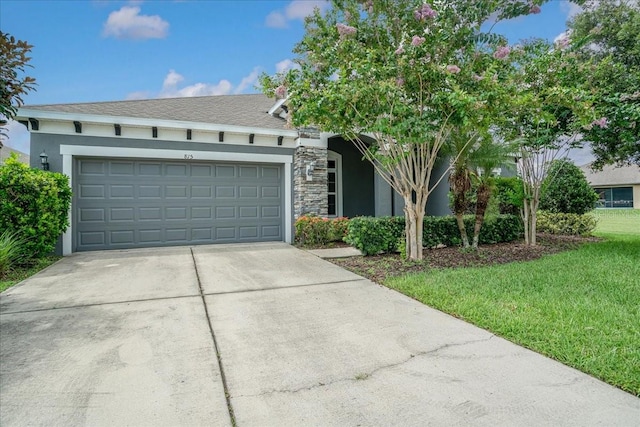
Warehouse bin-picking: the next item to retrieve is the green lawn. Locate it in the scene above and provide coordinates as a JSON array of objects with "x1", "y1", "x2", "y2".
[
  {"x1": 0, "y1": 256, "x2": 60, "y2": 293},
  {"x1": 592, "y1": 208, "x2": 640, "y2": 236},
  {"x1": 385, "y1": 210, "x2": 640, "y2": 396}
]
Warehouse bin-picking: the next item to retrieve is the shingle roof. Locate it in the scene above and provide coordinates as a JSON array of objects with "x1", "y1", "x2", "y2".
[
  {"x1": 23, "y1": 94, "x2": 288, "y2": 131},
  {"x1": 581, "y1": 163, "x2": 640, "y2": 186}
]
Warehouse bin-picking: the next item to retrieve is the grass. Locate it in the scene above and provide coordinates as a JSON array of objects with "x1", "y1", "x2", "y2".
[
  {"x1": 592, "y1": 208, "x2": 640, "y2": 236},
  {"x1": 384, "y1": 210, "x2": 640, "y2": 396},
  {"x1": 0, "y1": 256, "x2": 60, "y2": 293}
]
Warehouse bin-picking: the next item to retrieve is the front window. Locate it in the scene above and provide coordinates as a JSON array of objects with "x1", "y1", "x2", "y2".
[{"x1": 328, "y1": 159, "x2": 337, "y2": 216}]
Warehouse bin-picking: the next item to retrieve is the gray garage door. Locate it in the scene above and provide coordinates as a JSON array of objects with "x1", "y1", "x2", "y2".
[{"x1": 74, "y1": 158, "x2": 283, "y2": 251}]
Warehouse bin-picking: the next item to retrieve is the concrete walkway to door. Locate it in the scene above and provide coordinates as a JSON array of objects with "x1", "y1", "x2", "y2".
[{"x1": 1, "y1": 242, "x2": 638, "y2": 426}]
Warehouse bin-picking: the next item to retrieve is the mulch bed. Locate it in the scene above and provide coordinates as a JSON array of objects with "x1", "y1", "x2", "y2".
[{"x1": 329, "y1": 234, "x2": 600, "y2": 284}]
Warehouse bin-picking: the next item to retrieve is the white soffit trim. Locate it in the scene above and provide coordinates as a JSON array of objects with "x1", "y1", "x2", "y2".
[
  {"x1": 59, "y1": 145, "x2": 293, "y2": 164},
  {"x1": 18, "y1": 109, "x2": 299, "y2": 138}
]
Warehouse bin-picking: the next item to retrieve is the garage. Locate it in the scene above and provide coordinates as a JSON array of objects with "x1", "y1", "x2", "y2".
[{"x1": 74, "y1": 157, "x2": 283, "y2": 251}]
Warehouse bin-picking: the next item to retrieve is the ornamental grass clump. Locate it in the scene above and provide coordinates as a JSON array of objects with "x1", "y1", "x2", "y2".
[{"x1": 0, "y1": 230, "x2": 26, "y2": 279}]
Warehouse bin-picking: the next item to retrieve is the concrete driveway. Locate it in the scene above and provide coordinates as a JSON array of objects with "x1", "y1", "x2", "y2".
[{"x1": 1, "y1": 243, "x2": 638, "y2": 426}]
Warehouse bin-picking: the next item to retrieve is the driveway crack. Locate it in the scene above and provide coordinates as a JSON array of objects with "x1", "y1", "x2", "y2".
[{"x1": 234, "y1": 335, "x2": 495, "y2": 398}]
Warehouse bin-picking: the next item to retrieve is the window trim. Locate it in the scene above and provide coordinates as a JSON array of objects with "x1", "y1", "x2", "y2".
[{"x1": 327, "y1": 150, "x2": 343, "y2": 217}]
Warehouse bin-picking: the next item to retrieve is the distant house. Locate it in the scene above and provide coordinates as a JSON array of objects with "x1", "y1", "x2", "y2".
[
  {"x1": 580, "y1": 163, "x2": 640, "y2": 209},
  {"x1": 16, "y1": 94, "x2": 450, "y2": 255},
  {"x1": 0, "y1": 145, "x2": 30, "y2": 165}
]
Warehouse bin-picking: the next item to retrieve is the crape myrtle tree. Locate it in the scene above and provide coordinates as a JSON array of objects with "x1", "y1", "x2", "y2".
[
  {"x1": 261, "y1": 0, "x2": 546, "y2": 260},
  {"x1": 568, "y1": 0, "x2": 640, "y2": 169},
  {"x1": 0, "y1": 31, "x2": 36, "y2": 145},
  {"x1": 500, "y1": 38, "x2": 594, "y2": 246}
]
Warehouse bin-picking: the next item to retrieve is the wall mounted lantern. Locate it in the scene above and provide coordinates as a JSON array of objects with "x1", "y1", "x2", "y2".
[
  {"x1": 39, "y1": 150, "x2": 49, "y2": 171},
  {"x1": 305, "y1": 160, "x2": 316, "y2": 181}
]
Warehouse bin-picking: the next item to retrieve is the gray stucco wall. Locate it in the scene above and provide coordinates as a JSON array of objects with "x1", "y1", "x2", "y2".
[{"x1": 328, "y1": 137, "x2": 375, "y2": 217}]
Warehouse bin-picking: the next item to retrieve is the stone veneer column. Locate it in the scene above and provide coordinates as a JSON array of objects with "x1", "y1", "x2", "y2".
[{"x1": 293, "y1": 145, "x2": 328, "y2": 218}]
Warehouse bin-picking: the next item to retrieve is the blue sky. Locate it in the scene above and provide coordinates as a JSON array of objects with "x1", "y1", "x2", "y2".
[{"x1": 1, "y1": 0, "x2": 586, "y2": 160}]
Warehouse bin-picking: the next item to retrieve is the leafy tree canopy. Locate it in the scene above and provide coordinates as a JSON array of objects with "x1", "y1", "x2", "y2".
[
  {"x1": 568, "y1": 0, "x2": 640, "y2": 169},
  {"x1": 0, "y1": 31, "x2": 36, "y2": 145}
]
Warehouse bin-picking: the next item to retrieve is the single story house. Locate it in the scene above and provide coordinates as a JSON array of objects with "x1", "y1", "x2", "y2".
[
  {"x1": 580, "y1": 163, "x2": 640, "y2": 209},
  {"x1": 0, "y1": 145, "x2": 30, "y2": 165},
  {"x1": 17, "y1": 94, "x2": 450, "y2": 254}
]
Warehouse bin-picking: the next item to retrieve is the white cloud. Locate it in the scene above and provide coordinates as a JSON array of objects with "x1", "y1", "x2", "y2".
[
  {"x1": 162, "y1": 69, "x2": 184, "y2": 91},
  {"x1": 159, "y1": 70, "x2": 232, "y2": 97},
  {"x1": 127, "y1": 68, "x2": 265, "y2": 100},
  {"x1": 126, "y1": 91, "x2": 150, "y2": 100},
  {"x1": 103, "y1": 6, "x2": 169, "y2": 40},
  {"x1": 275, "y1": 59, "x2": 300, "y2": 74},
  {"x1": 560, "y1": 1, "x2": 583, "y2": 19},
  {"x1": 265, "y1": 11, "x2": 288, "y2": 29},
  {"x1": 266, "y1": 0, "x2": 329, "y2": 29},
  {"x1": 234, "y1": 67, "x2": 261, "y2": 94},
  {"x1": 1, "y1": 120, "x2": 30, "y2": 154},
  {"x1": 285, "y1": 0, "x2": 329, "y2": 20}
]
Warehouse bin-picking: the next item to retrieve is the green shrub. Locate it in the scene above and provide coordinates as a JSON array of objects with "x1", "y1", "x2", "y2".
[
  {"x1": 344, "y1": 216, "x2": 404, "y2": 255},
  {"x1": 0, "y1": 155, "x2": 72, "y2": 258},
  {"x1": 540, "y1": 159, "x2": 598, "y2": 214},
  {"x1": 536, "y1": 211, "x2": 598, "y2": 236},
  {"x1": 295, "y1": 215, "x2": 349, "y2": 246},
  {"x1": 0, "y1": 230, "x2": 27, "y2": 278},
  {"x1": 493, "y1": 176, "x2": 524, "y2": 215},
  {"x1": 345, "y1": 215, "x2": 523, "y2": 255}
]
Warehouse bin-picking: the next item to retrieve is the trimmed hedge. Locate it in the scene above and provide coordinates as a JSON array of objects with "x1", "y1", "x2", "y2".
[
  {"x1": 0, "y1": 156, "x2": 72, "y2": 258},
  {"x1": 345, "y1": 214, "x2": 523, "y2": 255},
  {"x1": 295, "y1": 215, "x2": 349, "y2": 246},
  {"x1": 536, "y1": 211, "x2": 598, "y2": 236}
]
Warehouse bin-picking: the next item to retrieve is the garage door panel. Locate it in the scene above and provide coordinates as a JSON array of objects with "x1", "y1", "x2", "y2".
[
  {"x1": 138, "y1": 163, "x2": 163, "y2": 176},
  {"x1": 75, "y1": 158, "x2": 284, "y2": 251},
  {"x1": 109, "y1": 161, "x2": 134, "y2": 175}
]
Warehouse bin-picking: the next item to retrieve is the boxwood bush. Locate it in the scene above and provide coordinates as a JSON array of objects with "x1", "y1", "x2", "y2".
[
  {"x1": 345, "y1": 214, "x2": 523, "y2": 255},
  {"x1": 0, "y1": 155, "x2": 72, "y2": 258},
  {"x1": 536, "y1": 211, "x2": 598, "y2": 236}
]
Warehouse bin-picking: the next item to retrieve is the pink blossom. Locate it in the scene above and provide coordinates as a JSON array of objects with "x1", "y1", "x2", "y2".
[
  {"x1": 415, "y1": 3, "x2": 437, "y2": 20},
  {"x1": 529, "y1": 4, "x2": 541, "y2": 14},
  {"x1": 472, "y1": 74, "x2": 484, "y2": 81},
  {"x1": 364, "y1": 0, "x2": 373, "y2": 14},
  {"x1": 446, "y1": 64, "x2": 461, "y2": 74},
  {"x1": 394, "y1": 45, "x2": 405, "y2": 55},
  {"x1": 493, "y1": 45, "x2": 511, "y2": 60},
  {"x1": 396, "y1": 77, "x2": 405, "y2": 86},
  {"x1": 411, "y1": 35, "x2": 426, "y2": 46},
  {"x1": 275, "y1": 85, "x2": 287, "y2": 99},
  {"x1": 591, "y1": 117, "x2": 608, "y2": 129},
  {"x1": 336, "y1": 23, "x2": 357, "y2": 38},
  {"x1": 555, "y1": 34, "x2": 570, "y2": 49}
]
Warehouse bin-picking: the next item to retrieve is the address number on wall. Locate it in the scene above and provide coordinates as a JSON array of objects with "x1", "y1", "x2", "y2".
[{"x1": 184, "y1": 154, "x2": 194, "y2": 160}]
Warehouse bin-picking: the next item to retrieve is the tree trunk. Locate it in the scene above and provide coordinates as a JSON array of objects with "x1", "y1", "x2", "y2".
[
  {"x1": 472, "y1": 182, "x2": 491, "y2": 249},
  {"x1": 450, "y1": 167, "x2": 471, "y2": 248},
  {"x1": 403, "y1": 195, "x2": 425, "y2": 260},
  {"x1": 455, "y1": 213, "x2": 469, "y2": 248}
]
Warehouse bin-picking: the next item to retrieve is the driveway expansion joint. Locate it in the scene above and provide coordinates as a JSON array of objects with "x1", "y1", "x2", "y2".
[
  {"x1": 190, "y1": 248, "x2": 237, "y2": 427},
  {"x1": 0, "y1": 294, "x2": 201, "y2": 316},
  {"x1": 202, "y1": 278, "x2": 369, "y2": 297},
  {"x1": 234, "y1": 335, "x2": 496, "y2": 398}
]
